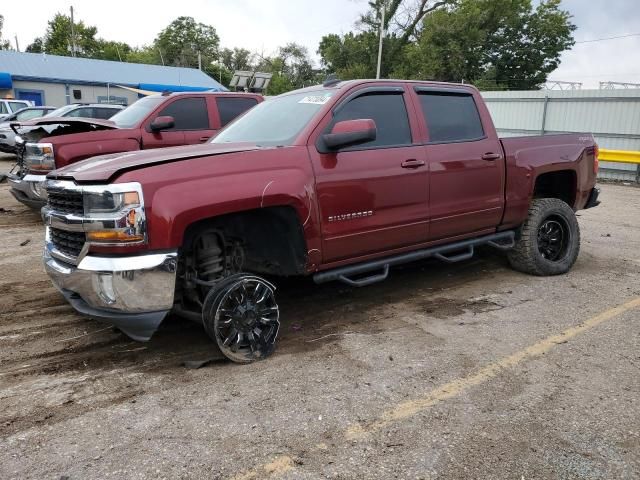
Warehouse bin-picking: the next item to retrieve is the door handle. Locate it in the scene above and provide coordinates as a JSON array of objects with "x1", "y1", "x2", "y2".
[
  {"x1": 481, "y1": 152, "x2": 501, "y2": 161},
  {"x1": 401, "y1": 159, "x2": 426, "y2": 169},
  {"x1": 199, "y1": 136, "x2": 210, "y2": 142}
]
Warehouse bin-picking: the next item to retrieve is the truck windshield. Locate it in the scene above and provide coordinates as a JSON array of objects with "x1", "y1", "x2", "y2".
[
  {"x1": 109, "y1": 96, "x2": 166, "y2": 128},
  {"x1": 211, "y1": 90, "x2": 335, "y2": 147}
]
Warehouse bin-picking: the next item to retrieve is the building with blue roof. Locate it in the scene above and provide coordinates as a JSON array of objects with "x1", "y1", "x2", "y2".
[{"x1": 0, "y1": 50, "x2": 226, "y2": 107}]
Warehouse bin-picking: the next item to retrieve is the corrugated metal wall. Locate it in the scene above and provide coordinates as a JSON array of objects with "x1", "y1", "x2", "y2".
[{"x1": 481, "y1": 89, "x2": 640, "y2": 181}]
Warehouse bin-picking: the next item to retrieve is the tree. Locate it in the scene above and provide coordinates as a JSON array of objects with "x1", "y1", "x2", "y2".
[
  {"x1": 154, "y1": 16, "x2": 219, "y2": 68},
  {"x1": 257, "y1": 43, "x2": 319, "y2": 95},
  {"x1": 401, "y1": 0, "x2": 575, "y2": 89},
  {"x1": 26, "y1": 13, "x2": 100, "y2": 57},
  {"x1": 93, "y1": 40, "x2": 132, "y2": 61},
  {"x1": 0, "y1": 15, "x2": 12, "y2": 50},
  {"x1": 318, "y1": 0, "x2": 454, "y2": 79}
]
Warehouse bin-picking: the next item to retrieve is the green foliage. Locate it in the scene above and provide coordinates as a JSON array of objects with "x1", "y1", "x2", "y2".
[
  {"x1": 405, "y1": 0, "x2": 576, "y2": 89},
  {"x1": 319, "y1": 0, "x2": 575, "y2": 90},
  {"x1": 26, "y1": 13, "x2": 100, "y2": 57},
  {"x1": 0, "y1": 15, "x2": 12, "y2": 50},
  {"x1": 93, "y1": 41, "x2": 132, "y2": 61},
  {"x1": 318, "y1": 0, "x2": 453, "y2": 80},
  {"x1": 154, "y1": 16, "x2": 219, "y2": 68}
]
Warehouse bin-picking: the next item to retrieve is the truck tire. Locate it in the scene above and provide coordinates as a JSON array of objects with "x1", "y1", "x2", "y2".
[
  {"x1": 202, "y1": 273, "x2": 280, "y2": 363},
  {"x1": 507, "y1": 198, "x2": 580, "y2": 276}
]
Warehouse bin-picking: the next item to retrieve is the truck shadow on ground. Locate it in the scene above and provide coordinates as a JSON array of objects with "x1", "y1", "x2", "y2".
[{"x1": 2, "y1": 248, "x2": 512, "y2": 381}]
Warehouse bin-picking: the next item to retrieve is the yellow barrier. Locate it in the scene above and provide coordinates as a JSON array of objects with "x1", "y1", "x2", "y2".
[{"x1": 598, "y1": 149, "x2": 640, "y2": 165}]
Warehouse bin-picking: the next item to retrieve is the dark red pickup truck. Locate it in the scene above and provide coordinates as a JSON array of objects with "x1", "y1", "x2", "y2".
[
  {"x1": 42, "y1": 79, "x2": 600, "y2": 363},
  {"x1": 8, "y1": 91, "x2": 262, "y2": 209}
]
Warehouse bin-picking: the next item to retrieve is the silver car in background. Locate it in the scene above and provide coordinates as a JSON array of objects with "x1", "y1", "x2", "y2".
[{"x1": 0, "y1": 106, "x2": 56, "y2": 153}]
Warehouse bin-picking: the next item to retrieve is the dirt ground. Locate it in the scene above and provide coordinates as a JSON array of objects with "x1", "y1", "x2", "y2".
[{"x1": 1, "y1": 154, "x2": 639, "y2": 479}]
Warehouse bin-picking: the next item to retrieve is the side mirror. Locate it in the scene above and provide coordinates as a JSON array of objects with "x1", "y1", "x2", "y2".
[
  {"x1": 322, "y1": 119, "x2": 376, "y2": 150},
  {"x1": 150, "y1": 115, "x2": 175, "y2": 132}
]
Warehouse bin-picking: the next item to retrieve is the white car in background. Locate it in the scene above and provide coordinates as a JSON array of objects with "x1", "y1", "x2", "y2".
[
  {"x1": 0, "y1": 99, "x2": 34, "y2": 120},
  {"x1": 0, "y1": 103, "x2": 124, "y2": 154}
]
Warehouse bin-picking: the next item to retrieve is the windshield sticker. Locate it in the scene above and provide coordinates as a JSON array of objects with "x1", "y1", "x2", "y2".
[{"x1": 298, "y1": 94, "x2": 332, "y2": 105}]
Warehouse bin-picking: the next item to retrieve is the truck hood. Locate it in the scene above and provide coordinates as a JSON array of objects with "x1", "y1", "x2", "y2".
[
  {"x1": 10, "y1": 117, "x2": 118, "y2": 144},
  {"x1": 11, "y1": 117, "x2": 117, "y2": 131},
  {"x1": 48, "y1": 142, "x2": 261, "y2": 183}
]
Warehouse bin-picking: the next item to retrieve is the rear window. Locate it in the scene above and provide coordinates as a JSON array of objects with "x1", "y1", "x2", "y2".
[
  {"x1": 216, "y1": 97, "x2": 258, "y2": 127},
  {"x1": 418, "y1": 92, "x2": 484, "y2": 143}
]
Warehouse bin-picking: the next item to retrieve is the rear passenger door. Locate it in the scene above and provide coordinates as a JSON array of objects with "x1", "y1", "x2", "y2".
[
  {"x1": 175, "y1": 97, "x2": 217, "y2": 145},
  {"x1": 310, "y1": 86, "x2": 429, "y2": 263},
  {"x1": 215, "y1": 96, "x2": 259, "y2": 129},
  {"x1": 414, "y1": 87, "x2": 505, "y2": 240}
]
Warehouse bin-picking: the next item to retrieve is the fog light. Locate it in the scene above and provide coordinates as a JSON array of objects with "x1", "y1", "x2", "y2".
[{"x1": 96, "y1": 273, "x2": 116, "y2": 305}]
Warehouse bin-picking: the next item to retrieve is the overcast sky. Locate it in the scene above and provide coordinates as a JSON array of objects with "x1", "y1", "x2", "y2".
[{"x1": 2, "y1": 0, "x2": 639, "y2": 89}]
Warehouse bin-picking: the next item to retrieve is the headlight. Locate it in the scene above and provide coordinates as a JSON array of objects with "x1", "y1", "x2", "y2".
[
  {"x1": 24, "y1": 142, "x2": 55, "y2": 173},
  {"x1": 84, "y1": 190, "x2": 140, "y2": 214},
  {"x1": 82, "y1": 183, "x2": 146, "y2": 245}
]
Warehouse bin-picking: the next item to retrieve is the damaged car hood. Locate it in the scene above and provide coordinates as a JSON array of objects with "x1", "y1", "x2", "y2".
[
  {"x1": 48, "y1": 143, "x2": 262, "y2": 183},
  {"x1": 10, "y1": 117, "x2": 117, "y2": 133},
  {"x1": 10, "y1": 117, "x2": 118, "y2": 144}
]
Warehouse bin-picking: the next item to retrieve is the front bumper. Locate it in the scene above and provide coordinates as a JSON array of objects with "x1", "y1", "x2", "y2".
[
  {"x1": 8, "y1": 173, "x2": 48, "y2": 210},
  {"x1": 44, "y1": 244, "x2": 179, "y2": 341}
]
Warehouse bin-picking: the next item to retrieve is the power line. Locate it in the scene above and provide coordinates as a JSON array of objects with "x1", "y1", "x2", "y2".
[{"x1": 575, "y1": 32, "x2": 640, "y2": 44}]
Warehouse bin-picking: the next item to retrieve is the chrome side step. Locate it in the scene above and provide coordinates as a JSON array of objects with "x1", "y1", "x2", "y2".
[{"x1": 313, "y1": 230, "x2": 516, "y2": 287}]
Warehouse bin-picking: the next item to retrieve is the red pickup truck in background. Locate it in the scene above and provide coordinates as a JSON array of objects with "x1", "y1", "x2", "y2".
[
  {"x1": 42, "y1": 79, "x2": 600, "y2": 363},
  {"x1": 8, "y1": 91, "x2": 262, "y2": 209}
]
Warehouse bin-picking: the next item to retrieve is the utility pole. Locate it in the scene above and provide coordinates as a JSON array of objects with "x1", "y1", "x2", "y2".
[
  {"x1": 198, "y1": 51, "x2": 202, "y2": 70},
  {"x1": 69, "y1": 6, "x2": 77, "y2": 57},
  {"x1": 376, "y1": 0, "x2": 386, "y2": 79},
  {"x1": 14, "y1": 35, "x2": 19, "y2": 52}
]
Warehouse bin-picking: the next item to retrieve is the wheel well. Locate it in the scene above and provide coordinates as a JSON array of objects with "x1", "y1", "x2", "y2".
[
  {"x1": 182, "y1": 206, "x2": 308, "y2": 277},
  {"x1": 532, "y1": 170, "x2": 577, "y2": 207}
]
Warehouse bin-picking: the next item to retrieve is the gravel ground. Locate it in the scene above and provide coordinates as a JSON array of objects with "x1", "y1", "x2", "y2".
[{"x1": 1, "y1": 155, "x2": 639, "y2": 479}]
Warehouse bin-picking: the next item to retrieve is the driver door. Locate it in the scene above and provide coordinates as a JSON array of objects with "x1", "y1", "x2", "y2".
[{"x1": 309, "y1": 86, "x2": 429, "y2": 263}]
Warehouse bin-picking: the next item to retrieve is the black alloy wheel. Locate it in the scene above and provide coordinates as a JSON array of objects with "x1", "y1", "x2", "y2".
[
  {"x1": 203, "y1": 274, "x2": 280, "y2": 363},
  {"x1": 537, "y1": 216, "x2": 570, "y2": 262}
]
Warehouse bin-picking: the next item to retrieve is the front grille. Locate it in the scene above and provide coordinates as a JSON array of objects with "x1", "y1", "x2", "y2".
[
  {"x1": 47, "y1": 189, "x2": 84, "y2": 215},
  {"x1": 50, "y1": 227, "x2": 85, "y2": 258}
]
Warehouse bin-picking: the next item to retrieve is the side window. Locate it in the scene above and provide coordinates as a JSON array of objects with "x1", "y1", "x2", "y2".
[
  {"x1": 9, "y1": 101, "x2": 28, "y2": 112},
  {"x1": 94, "y1": 108, "x2": 118, "y2": 119},
  {"x1": 65, "y1": 107, "x2": 93, "y2": 118},
  {"x1": 0, "y1": 103, "x2": 7, "y2": 114},
  {"x1": 418, "y1": 92, "x2": 484, "y2": 143},
  {"x1": 157, "y1": 97, "x2": 209, "y2": 130},
  {"x1": 331, "y1": 93, "x2": 412, "y2": 148},
  {"x1": 216, "y1": 97, "x2": 258, "y2": 127},
  {"x1": 16, "y1": 110, "x2": 43, "y2": 121}
]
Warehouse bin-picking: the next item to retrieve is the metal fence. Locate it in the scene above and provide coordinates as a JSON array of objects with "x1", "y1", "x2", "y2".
[{"x1": 481, "y1": 89, "x2": 640, "y2": 182}]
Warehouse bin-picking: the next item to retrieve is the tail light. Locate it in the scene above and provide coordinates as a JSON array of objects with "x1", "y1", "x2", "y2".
[{"x1": 593, "y1": 144, "x2": 599, "y2": 174}]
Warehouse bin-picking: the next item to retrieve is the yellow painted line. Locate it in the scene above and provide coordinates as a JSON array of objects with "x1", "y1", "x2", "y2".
[
  {"x1": 231, "y1": 296, "x2": 640, "y2": 479},
  {"x1": 599, "y1": 148, "x2": 640, "y2": 165}
]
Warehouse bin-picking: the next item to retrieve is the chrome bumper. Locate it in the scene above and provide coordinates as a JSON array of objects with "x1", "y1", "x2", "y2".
[
  {"x1": 8, "y1": 173, "x2": 48, "y2": 210},
  {"x1": 44, "y1": 244, "x2": 178, "y2": 341}
]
